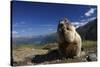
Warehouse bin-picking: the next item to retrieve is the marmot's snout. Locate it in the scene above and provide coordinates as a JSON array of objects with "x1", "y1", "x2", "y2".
[{"x1": 59, "y1": 20, "x2": 70, "y2": 30}]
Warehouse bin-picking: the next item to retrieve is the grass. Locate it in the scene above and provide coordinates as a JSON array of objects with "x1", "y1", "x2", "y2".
[
  {"x1": 13, "y1": 40, "x2": 97, "y2": 50},
  {"x1": 13, "y1": 44, "x2": 47, "y2": 50},
  {"x1": 82, "y1": 40, "x2": 97, "y2": 48}
]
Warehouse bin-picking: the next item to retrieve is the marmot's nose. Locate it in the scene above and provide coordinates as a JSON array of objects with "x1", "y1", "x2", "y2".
[{"x1": 60, "y1": 23, "x2": 63, "y2": 27}]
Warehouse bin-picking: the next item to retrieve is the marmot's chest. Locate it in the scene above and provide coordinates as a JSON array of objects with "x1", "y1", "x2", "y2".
[{"x1": 59, "y1": 41, "x2": 78, "y2": 49}]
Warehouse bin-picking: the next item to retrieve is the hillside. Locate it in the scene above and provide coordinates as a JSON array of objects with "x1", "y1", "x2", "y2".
[{"x1": 76, "y1": 18, "x2": 97, "y2": 41}]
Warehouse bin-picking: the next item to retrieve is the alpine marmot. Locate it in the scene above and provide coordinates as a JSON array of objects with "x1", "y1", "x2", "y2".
[{"x1": 57, "y1": 18, "x2": 82, "y2": 58}]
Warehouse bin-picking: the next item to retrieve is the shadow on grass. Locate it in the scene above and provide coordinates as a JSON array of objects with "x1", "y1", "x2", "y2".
[{"x1": 31, "y1": 49, "x2": 64, "y2": 63}]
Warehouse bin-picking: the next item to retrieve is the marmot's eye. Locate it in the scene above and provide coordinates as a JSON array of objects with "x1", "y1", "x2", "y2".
[{"x1": 67, "y1": 27, "x2": 70, "y2": 30}]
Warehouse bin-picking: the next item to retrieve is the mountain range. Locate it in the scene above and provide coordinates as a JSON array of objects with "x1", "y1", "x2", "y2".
[{"x1": 76, "y1": 18, "x2": 97, "y2": 41}]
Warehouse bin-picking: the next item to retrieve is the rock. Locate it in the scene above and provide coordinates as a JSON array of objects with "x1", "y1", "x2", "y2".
[{"x1": 86, "y1": 52, "x2": 97, "y2": 61}]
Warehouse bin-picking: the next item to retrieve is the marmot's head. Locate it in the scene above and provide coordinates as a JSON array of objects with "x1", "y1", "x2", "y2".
[{"x1": 57, "y1": 18, "x2": 76, "y2": 43}]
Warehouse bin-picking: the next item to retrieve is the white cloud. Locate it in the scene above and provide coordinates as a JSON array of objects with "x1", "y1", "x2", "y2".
[
  {"x1": 87, "y1": 17, "x2": 96, "y2": 21},
  {"x1": 20, "y1": 21, "x2": 25, "y2": 24},
  {"x1": 72, "y1": 16, "x2": 96, "y2": 28},
  {"x1": 12, "y1": 31, "x2": 18, "y2": 34},
  {"x1": 13, "y1": 22, "x2": 19, "y2": 27},
  {"x1": 28, "y1": 28, "x2": 33, "y2": 31},
  {"x1": 81, "y1": 19, "x2": 86, "y2": 22},
  {"x1": 48, "y1": 28, "x2": 54, "y2": 31},
  {"x1": 39, "y1": 24, "x2": 56, "y2": 27},
  {"x1": 22, "y1": 30, "x2": 25, "y2": 32},
  {"x1": 13, "y1": 21, "x2": 26, "y2": 27},
  {"x1": 81, "y1": 16, "x2": 84, "y2": 18},
  {"x1": 72, "y1": 22, "x2": 81, "y2": 28},
  {"x1": 71, "y1": 21, "x2": 88, "y2": 28},
  {"x1": 71, "y1": 22, "x2": 80, "y2": 25},
  {"x1": 72, "y1": 22, "x2": 85, "y2": 26},
  {"x1": 85, "y1": 8, "x2": 96, "y2": 17}
]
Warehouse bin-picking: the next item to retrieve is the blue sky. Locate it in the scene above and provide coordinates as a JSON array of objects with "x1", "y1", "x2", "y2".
[{"x1": 12, "y1": 1, "x2": 97, "y2": 37}]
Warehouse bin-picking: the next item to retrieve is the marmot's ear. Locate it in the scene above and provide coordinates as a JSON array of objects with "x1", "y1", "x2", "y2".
[
  {"x1": 59, "y1": 17, "x2": 69, "y2": 24},
  {"x1": 64, "y1": 17, "x2": 69, "y2": 22},
  {"x1": 62, "y1": 17, "x2": 69, "y2": 23}
]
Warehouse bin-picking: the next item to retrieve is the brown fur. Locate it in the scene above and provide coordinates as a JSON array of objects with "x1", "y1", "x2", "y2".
[{"x1": 57, "y1": 18, "x2": 82, "y2": 58}]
